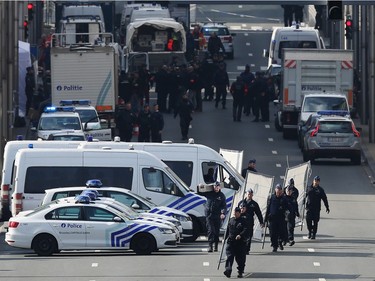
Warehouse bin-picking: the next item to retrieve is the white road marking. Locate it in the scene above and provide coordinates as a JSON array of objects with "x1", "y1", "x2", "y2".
[
  {"x1": 244, "y1": 33, "x2": 249, "y2": 36},
  {"x1": 272, "y1": 150, "x2": 278, "y2": 154},
  {"x1": 238, "y1": 5, "x2": 243, "y2": 8},
  {"x1": 94, "y1": 250, "x2": 101, "y2": 252},
  {"x1": 308, "y1": 248, "x2": 315, "y2": 252},
  {"x1": 246, "y1": 42, "x2": 250, "y2": 46},
  {"x1": 248, "y1": 53, "x2": 253, "y2": 57},
  {"x1": 92, "y1": 263, "x2": 98, "y2": 267},
  {"x1": 203, "y1": 262, "x2": 210, "y2": 266},
  {"x1": 313, "y1": 262, "x2": 321, "y2": 267},
  {"x1": 265, "y1": 124, "x2": 270, "y2": 128},
  {"x1": 204, "y1": 279, "x2": 210, "y2": 281},
  {"x1": 318, "y1": 279, "x2": 326, "y2": 281},
  {"x1": 276, "y1": 163, "x2": 281, "y2": 167},
  {"x1": 268, "y1": 138, "x2": 273, "y2": 141},
  {"x1": 202, "y1": 248, "x2": 208, "y2": 252}
]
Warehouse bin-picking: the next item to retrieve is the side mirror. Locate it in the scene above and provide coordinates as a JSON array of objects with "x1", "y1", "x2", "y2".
[
  {"x1": 131, "y1": 203, "x2": 140, "y2": 209},
  {"x1": 113, "y1": 216, "x2": 123, "y2": 222}
]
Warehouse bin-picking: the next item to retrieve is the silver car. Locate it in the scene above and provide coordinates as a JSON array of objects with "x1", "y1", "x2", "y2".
[{"x1": 302, "y1": 111, "x2": 361, "y2": 165}]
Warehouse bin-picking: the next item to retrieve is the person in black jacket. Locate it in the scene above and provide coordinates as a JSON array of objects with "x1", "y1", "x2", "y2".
[
  {"x1": 213, "y1": 63, "x2": 230, "y2": 109},
  {"x1": 203, "y1": 181, "x2": 227, "y2": 252},
  {"x1": 241, "y1": 159, "x2": 257, "y2": 178},
  {"x1": 207, "y1": 32, "x2": 225, "y2": 57},
  {"x1": 223, "y1": 207, "x2": 249, "y2": 278},
  {"x1": 238, "y1": 189, "x2": 264, "y2": 254},
  {"x1": 285, "y1": 184, "x2": 300, "y2": 246},
  {"x1": 150, "y1": 104, "x2": 164, "y2": 142},
  {"x1": 174, "y1": 95, "x2": 194, "y2": 140},
  {"x1": 137, "y1": 104, "x2": 151, "y2": 142},
  {"x1": 265, "y1": 184, "x2": 289, "y2": 252},
  {"x1": 305, "y1": 176, "x2": 330, "y2": 240},
  {"x1": 116, "y1": 102, "x2": 136, "y2": 142},
  {"x1": 230, "y1": 76, "x2": 247, "y2": 122}
]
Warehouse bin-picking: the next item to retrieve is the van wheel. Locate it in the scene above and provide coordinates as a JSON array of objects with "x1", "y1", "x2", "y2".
[
  {"x1": 131, "y1": 233, "x2": 156, "y2": 255},
  {"x1": 32, "y1": 234, "x2": 57, "y2": 256},
  {"x1": 183, "y1": 217, "x2": 200, "y2": 242}
]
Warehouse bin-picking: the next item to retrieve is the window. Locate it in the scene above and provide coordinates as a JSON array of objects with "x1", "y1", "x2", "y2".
[
  {"x1": 279, "y1": 40, "x2": 317, "y2": 59},
  {"x1": 303, "y1": 97, "x2": 348, "y2": 112},
  {"x1": 202, "y1": 162, "x2": 240, "y2": 191},
  {"x1": 163, "y1": 160, "x2": 193, "y2": 186},
  {"x1": 318, "y1": 121, "x2": 352, "y2": 133},
  {"x1": 45, "y1": 206, "x2": 81, "y2": 220},
  {"x1": 84, "y1": 206, "x2": 118, "y2": 222},
  {"x1": 24, "y1": 167, "x2": 133, "y2": 194},
  {"x1": 104, "y1": 191, "x2": 150, "y2": 211},
  {"x1": 142, "y1": 168, "x2": 183, "y2": 196},
  {"x1": 51, "y1": 191, "x2": 85, "y2": 201}
]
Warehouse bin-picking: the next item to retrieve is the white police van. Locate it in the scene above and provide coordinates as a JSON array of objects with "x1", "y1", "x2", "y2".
[
  {"x1": 11, "y1": 147, "x2": 206, "y2": 240},
  {"x1": 264, "y1": 22, "x2": 325, "y2": 67},
  {"x1": 0, "y1": 140, "x2": 81, "y2": 221}
]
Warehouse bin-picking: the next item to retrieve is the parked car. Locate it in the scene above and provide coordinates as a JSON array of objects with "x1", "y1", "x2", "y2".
[{"x1": 201, "y1": 22, "x2": 235, "y2": 59}]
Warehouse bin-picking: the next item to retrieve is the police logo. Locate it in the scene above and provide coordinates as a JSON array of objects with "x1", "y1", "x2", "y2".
[
  {"x1": 56, "y1": 85, "x2": 62, "y2": 91},
  {"x1": 61, "y1": 223, "x2": 66, "y2": 228}
]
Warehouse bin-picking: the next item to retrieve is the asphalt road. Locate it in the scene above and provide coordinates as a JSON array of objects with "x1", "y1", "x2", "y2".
[{"x1": 1, "y1": 4, "x2": 375, "y2": 281}]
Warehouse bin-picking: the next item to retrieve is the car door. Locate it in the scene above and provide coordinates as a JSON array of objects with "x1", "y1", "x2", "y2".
[
  {"x1": 83, "y1": 205, "x2": 130, "y2": 249},
  {"x1": 45, "y1": 206, "x2": 87, "y2": 248}
]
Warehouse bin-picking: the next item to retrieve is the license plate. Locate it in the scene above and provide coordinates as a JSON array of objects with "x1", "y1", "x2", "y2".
[{"x1": 328, "y1": 137, "x2": 342, "y2": 142}]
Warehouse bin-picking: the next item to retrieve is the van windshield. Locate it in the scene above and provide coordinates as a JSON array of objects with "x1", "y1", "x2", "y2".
[
  {"x1": 165, "y1": 167, "x2": 191, "y2": 192},
  {"x1": 279, "y1": 40, "x2": 317, "y2": 59}
]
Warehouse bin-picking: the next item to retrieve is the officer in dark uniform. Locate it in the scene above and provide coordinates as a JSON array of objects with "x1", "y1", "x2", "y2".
[
  {"x1": 115, "y1": 102, "x2": 136, "y2": 142},
  {"x1": 223, "y1": 207, "x2": 249, "y2": 278},
  {"x1": 203, "y1": 181, "x2": 227, "y2": 252},
  {"x1": 150, "y1": 104, "x2": 164, "y2": 142},
  {"x1": 137, "y1": 104, "x2": 151, "y2": 142},
  {"x1": 241, "y1": 159, "x2": 257, "y2": 178},
  {"x1": 305, "y1": 176, "x2": 330, "y2": 239},
  {"x1": 265, "y1": 183, "x2": 289, "y2": 252},
  {"x1": 238, "y1": 188, "x2": 264, "y2": 254},
  {"x1": 285, "y1": 185, "x2": 300, "y2": 246}
]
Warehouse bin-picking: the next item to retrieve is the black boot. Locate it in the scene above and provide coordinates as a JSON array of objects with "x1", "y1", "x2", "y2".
[{"x1": 208, "y1": 243, "x2": 213, "y2": 252}]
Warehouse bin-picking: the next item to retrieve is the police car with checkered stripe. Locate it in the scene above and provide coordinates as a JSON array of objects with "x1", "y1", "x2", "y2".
[{"x1": 5, "y1": 195, "x2": 178, "y2": 256}]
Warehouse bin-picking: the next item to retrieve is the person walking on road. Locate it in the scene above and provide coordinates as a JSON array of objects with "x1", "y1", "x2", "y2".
[
  {"x1": 202, "y1": 181, "x2": 227, "y2": 253},
  {"x1": 116, "y1": 102, "x2": 136, "y2": 142},
  {"x1": 285, "y1": 184, "x2": 300, "y2": 246},
  {"x1": 265, "y1": 184, "x2": 289, "y2": 252},
  {"x1": 174, "y1": 95, "x2": 194, "y2": 140},
  {"x1": 304, "y1": 176, "x2": 330, "y2": 240},
  {"x1": 213, "y1": 63, "x2": 230, "y2": 109},
  {"x1": 238, "y1": 189, "x2": 264, "y2": 254},
  {"x1": 230, "y1": 76, "x2": 247, "y2": 122},
  {"x1": 223, "y1": 207, "x2": 250, "y2": 278},
  {"x1": 150, "y1": 104, "x2": 164, "y2": 142}
]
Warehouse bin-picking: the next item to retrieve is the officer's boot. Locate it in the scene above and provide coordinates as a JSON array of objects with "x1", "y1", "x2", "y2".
[
  {"x1": 214, "y1": 242, "x2": 218, "y2": 252},
  {"x1": 208, "y1": 243, "x2": 213, "y2": 252}
]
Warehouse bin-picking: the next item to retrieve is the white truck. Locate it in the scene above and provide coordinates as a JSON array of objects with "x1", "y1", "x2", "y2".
[
  {"x1": 275, "y1": 48, "x2": 354, "y2": 138},
  {"x1": 124, "y1": 19, "x2": 186, "y2": 74},
  {"x1": 51, "y1": 35, "x2": 119, "y2": 132}
]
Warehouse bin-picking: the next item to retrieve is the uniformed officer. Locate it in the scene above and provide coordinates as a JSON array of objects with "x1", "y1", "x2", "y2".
[
  {"x1": 285, "y1": 185, "x2": 300, "y2": 245},
  {"x1": 203, "y1": 181, "x2": 227, "y2": 252},
  {"x1": 265, "y1": 183, "x2": 289, "y2": 252},
  {"x1": 305, "y1": 176, "x2": 330, "y2": 239},
  {"x1": 223, "y1": 207, "x2": 249, "y2": 278},
  {"x1": 238, "y1": 189, "x2": 264, "y2": 254},
  {"x1": 241, "y1": 159, "x2": 257, "y2": 178}
]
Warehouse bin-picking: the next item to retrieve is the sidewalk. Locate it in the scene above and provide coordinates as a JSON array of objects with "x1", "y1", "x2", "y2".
[{"x1": 355, "y1": 118, "x2": 375, "y2": 182}]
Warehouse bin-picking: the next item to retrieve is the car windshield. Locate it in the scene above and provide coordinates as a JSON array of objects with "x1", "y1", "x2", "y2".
[
  {"x1": 202, "y1": 27, "x2": 229, "y2": 36},
  {"x1": 39, "y1": 116, "x2": 82, "y2": 130},
  {"x1": 75, "y1": 109, "x2": 99, "y2": 123},
  {"x1": 318, "y1": 121, "x2": 353, "y2": 134},
  {"x1": 302, "y1": 97, "x2": 349, "y2": 112}
]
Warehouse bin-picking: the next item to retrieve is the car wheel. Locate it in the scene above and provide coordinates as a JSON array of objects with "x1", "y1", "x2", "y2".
[
  {"x1": 182, "y1": 216, "x2": 200, "y2": 242},
  {"x1": 352, "y1": 154, "x2": 361, "y2": 165},
  {"x1": 131, "y1": 233, "x2": 156, "y2": 255},
  {"x1": 302, "y1": 150, "x2": 310, "y2": 162},
  {"x1": 32, "y1": 234, "x2": 57, "y2": 256}
]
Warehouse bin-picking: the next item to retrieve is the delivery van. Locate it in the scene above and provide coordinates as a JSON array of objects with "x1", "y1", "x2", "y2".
[
  {"x1": 77, "y1": 140, "x2": 244, "y2": 211},
  {"x1": 264, "y1": 23, "x2": 325, "y2": 67},
  {"x1": 11, "y1": 148, "x2": 206, "y2": 240},
  {"x1": 1, "y1": 140, "x2": 81, "y2": 221}
]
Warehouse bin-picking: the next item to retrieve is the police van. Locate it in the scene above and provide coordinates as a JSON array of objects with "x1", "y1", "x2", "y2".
[
  {"x1": 11, "y1": 147, "x2": 206, "y2": 240},
  {"x1": 0, "y1": 140, "x2": 81, "y2": 221},
  {"x1": 77, "y1": 140, "x2": 244, "y2": 212},
  {"x1": 264, "y1": 22, "x2": 325, "y2": 67}
]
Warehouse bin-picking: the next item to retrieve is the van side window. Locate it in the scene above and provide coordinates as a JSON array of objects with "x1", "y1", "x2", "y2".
[
  {"x1": 202, "y1": 162, "x2": 240, "y2": 191},
  {"x1": 142, "y1": 168, "x2": 183, "y2": 197},
  {"x1": 24, "y1": 167, "x2": 133, "y2": 194},
  {"x1": 163, "y1": 160, "x2": 193, "y2": 186}
]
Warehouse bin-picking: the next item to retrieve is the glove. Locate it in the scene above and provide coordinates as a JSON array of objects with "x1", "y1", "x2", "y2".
[{"x1": 326, "y1": 208, "x2": 330, "y2": 214}]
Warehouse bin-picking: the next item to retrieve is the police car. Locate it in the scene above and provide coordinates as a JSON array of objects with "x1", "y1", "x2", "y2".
[
  {"x1": 33, "y1": 106, "x2": 85, "y2": 140},
  {"x1": 41, "y1": 180, "x2": 194, "y2": 239},
  {"x1": 5, "y1": 195, "x2": 178, "y2": 256},
  {"x1": 301, "y1": 110, "x2": 361, "y2": 164}
]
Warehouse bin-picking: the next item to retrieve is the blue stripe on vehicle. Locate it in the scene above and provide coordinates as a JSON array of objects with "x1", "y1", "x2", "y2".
[
  {"x1": 226, "y1": 195, "x2": 233, "y2": 209},
  {"x1": 167, "y1": 193, "x2": 196, "y2": 208},
  {"x1": 181, "y1": 198, "x2": 207, "y2": 213},
  {"x1": 120, "y1": 225, "x2": 157, "y2": 247},
  {"x1": 111, "y1": 224, "x2": 152, "y2": 247},
  {"x1": 96, "y1": 71, "x2": 112, "y2": 105}
]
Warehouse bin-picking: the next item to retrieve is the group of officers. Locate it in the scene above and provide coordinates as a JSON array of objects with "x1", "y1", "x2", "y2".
[{"x1": 203, "y1": 171, "x2": 330, "y2": 278}]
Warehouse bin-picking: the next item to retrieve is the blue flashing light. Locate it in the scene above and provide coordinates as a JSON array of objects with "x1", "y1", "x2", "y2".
[
  {"x1": 317, "y1": 110, "x2": 350, "y2": 117},
  {"x1": 81, "y1": 190, "x2": 97, "y2": 201},
  {"x1": 60, "y1": 100, "x2": 91, "y2": 106},
  {"x1": 28, "y1": 143, "x2": 34, "y2": 148},
  {"x1": 87, "y1": 135, "x2": 93, "y2": 142},
  {"x1": 44, "y1": 106, "x2": 56, "y2": 113},
  {"x1": 16, "y1": 135, "x2": 23, "y2": 140},
  {"x1": 75, "y1": 195, "x2": 91, "y2": 204},
  {"x1": 44, "y1": 106, "x2": 76, "y2": 113},
  {"x1": 86, "y1": 179, "x2": 103, "y2": 188}
]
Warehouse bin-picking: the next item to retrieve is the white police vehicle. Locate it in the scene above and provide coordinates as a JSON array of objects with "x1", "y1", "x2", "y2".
[
  {"x1": 41, "y1": 180, "x2": 193, "y2": 239},
  {"x1": 5, "y1": 195, "x2": 177, "y2": 256},
  {"x1": 33, "y1": 106, "x2": 85, "y2": 140},
  {"x1": 60, "y1": 100, "x2": 112, "y2": 140},
  {"x1": 201, "y1": 22, "x2": 236, "y2": 59}
]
